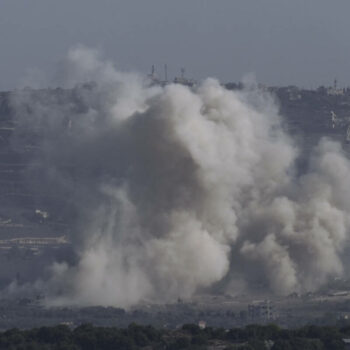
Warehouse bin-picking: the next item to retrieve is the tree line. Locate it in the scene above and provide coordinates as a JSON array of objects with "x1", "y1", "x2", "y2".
[{"x1": 0, "y1": 322, "x2": 349, "y2": 350}]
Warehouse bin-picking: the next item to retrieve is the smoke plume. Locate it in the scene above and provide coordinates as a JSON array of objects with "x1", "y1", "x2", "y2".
[{"x1": 9, "y1": 46, "x2": 350, "y2": 307}]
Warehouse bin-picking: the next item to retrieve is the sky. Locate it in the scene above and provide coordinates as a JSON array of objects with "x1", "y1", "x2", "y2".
[{"x1": 1, "y1": 0, "x2": 350, "y2": 90}]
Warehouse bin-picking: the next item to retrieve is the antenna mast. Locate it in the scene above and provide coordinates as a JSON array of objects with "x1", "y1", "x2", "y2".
[
  {"x1": 181, "y1": 67, "x2": 185, "y2": 79},
  {"x1": 164, "y1": 64, "x2": 168, "y2": 82}
]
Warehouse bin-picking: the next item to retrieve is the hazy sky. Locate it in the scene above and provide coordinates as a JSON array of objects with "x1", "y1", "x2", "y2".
[{"x1": 1, "y1": 0, "x2": 350, "y2": 90}]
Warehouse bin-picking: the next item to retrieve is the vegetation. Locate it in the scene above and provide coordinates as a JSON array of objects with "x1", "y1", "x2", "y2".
[{"x1": 0, "y1": 322, "x2": 348, "y2": 350}]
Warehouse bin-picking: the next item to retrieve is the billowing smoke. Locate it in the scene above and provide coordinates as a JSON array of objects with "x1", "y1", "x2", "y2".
[{"x1": 8, "y1": 46, "x2": 350, "y2": 307}]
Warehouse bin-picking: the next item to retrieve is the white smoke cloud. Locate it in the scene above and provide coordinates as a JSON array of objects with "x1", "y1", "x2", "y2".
[{"x1": 9, "y1": 46, "x2": 350, "y2": 307}]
